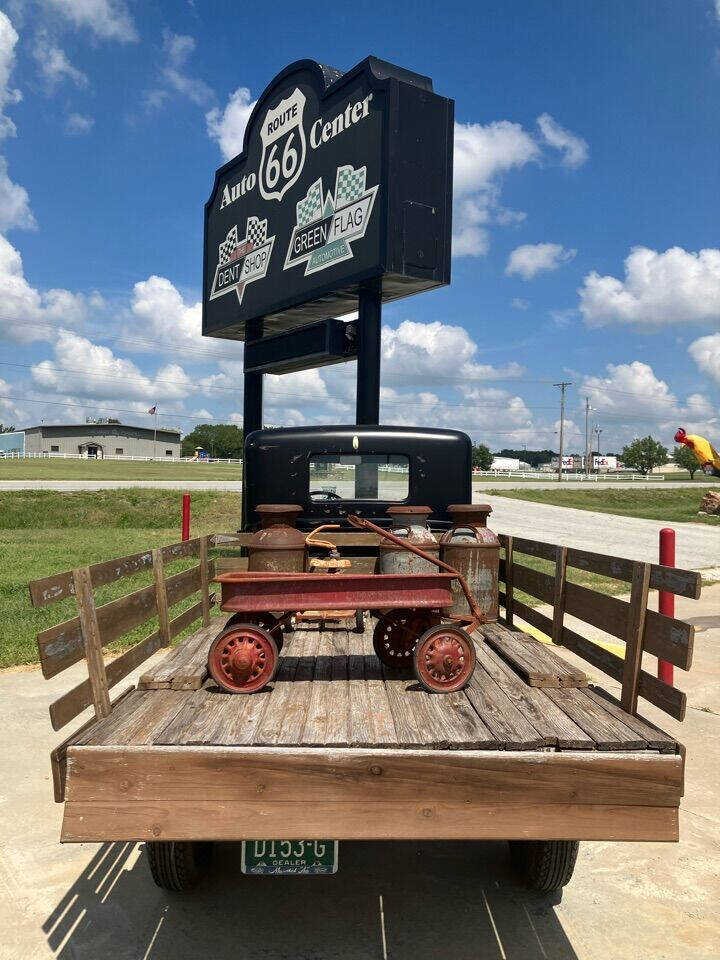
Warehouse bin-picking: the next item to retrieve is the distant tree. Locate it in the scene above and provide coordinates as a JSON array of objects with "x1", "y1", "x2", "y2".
[
  {"x1": 181, "y1": 423, "x2": 244, "y2": 459},
  {"x1": 0, "y1": 424, "x2": 16, "y2": 433},
  {"x1": 673, "y1": 444, "x2": 699, "y2": 479},
  {"x1": 107, "y1": 418, "x2": 121, "y2": 424},
  {"x1": 496, "y1": 448, "x2": 554, "y2": 468},
  {"x1": 472, "y1": 443, "x2": 493, "y2": 470},
  {"x1": 621, "y1": 436, "x2": 668, "y2": 476}
]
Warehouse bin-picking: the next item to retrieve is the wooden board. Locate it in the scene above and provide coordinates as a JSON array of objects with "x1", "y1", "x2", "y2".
[
  {"x1": 138, "y1": 621, "x2": 219, "y2": 691},
  {"x1": 65, "y1": 747, "x2": 682, "y2": 807},
  {"x1": 544, "y1": 688, "x2": 648, "y2": 750},
  {"x1": 61, "y1": 798, "x2": 679, "y2": 843},
  {"x1": 473, "y1": 643, "x2": 594, "y2": 750},
  {"x1": 501, "y1": 534, "x2": 700, "y2": 599},
  {"x1": 481, "y1": 622, "x2": 587, "y2": 688},
  {"x1": 29, "y1": 538, "x2": 202, "y2": 607}
]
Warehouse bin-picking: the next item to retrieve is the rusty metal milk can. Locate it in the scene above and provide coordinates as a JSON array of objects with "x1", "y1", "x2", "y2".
[
  {"x1": 440, "y1": 504, "x2": 499, "y2": 620},
  {"x1": 378, "y1": 506, "x2": 439, "y2": 574},
  {"x1": 248, "y1": 504, "x2": 307, "y2": 572}
]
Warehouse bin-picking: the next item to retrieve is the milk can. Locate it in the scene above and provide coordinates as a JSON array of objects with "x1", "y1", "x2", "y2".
[
  {"x1": 440, "y1": 504, "x2": 499, "y2": 620},
  {"x1": 247, "y1": 504, "x2": 307, "y2": 572},
  {"x1": 378, "y1": 506, "x2": 440, "y2": 575}
]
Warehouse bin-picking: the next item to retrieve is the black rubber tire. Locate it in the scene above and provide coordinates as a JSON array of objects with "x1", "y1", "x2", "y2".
[
  {"x1": 145, "y1": 840, "x2": 213, "y2": 891},
  {"x1": 508, "y1": 840, "x2": 579, "y2": 891}
]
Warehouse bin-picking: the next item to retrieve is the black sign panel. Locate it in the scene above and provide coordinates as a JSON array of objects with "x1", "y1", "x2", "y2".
[{"x1": 203, "y1": 57, "x2": 453, "y2": 341}]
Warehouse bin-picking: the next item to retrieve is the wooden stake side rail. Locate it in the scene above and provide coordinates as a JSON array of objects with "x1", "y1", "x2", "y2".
[
  {"x1": 497, "y1": 534, "x2": 700, "y2": 721},
  {"x1": 29, "y1": 536, "x2": 216, "y2": 733}
]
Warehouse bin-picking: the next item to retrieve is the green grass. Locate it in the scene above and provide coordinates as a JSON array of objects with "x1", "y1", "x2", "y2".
[
  {"x1": 486, "y1": 488, "x2": 720, "y2": 524},
  {"x1": 0, "y1": 490, "x2": 243, "y2": 669},
  {"x1": 0, "y1": 458, "x2": 242, "y2": 480}
]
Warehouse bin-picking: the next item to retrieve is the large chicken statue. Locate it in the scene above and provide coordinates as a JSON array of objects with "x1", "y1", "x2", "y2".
[{"x1": 675, "y1": 428, "x2": 720, "y2": 478}]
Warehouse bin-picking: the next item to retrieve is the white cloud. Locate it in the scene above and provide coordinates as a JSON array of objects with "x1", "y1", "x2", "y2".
[
  {"x1": 33, "y1": 33, "x2": 88, "y2": 88},
  {"x1": 579, "y1": 246, "x2": 720, "y2": 327},
  {"x1": 506, "y1": 242, "x2": 576, "y2": 280},
  {"x1": 0, "y1": 156, "x2": 35, "y2": 230},
  {"x1": 452, "y1": 120, "x2": 539, "y2": 256},
  {"x1": 0, "y1": 233, "x2": 96, "y2": 342},
  {"x1": 454, "y1": 120, "x2": 540, "y2": 194},
  {"x1": 130, "y1": 275, "x2": 202, "y2": 347},
  {"x1": 689, "y1": 333, "x2": 720, "y2": 385},
  {"x1": 206, "y1": 87, "x2": 255, "y2": 161},
  {"x1": 537, "y1": 113, "x2": 589, "y2": 168},
  {"x1": 147, "y1": 30, "x2": 213, "y2": 108},
  {"x1": 31, "y1": 329, "x2": 194, "y2": 401},
  {"x1": 64, "y1": 112, "x2": 94, "y2": 134},
  {"x1": 380, "y1": 319, "x2": 524, "y2": 387},
  {"x1": 41, "y1": 0, "x2": 137, "y2": 43},
  {"x1": 0, "y1": 376, "x2": 23, "y2": 423},
  {"x1": 581, "y1": 360, "x2": 718, "y2": 445},
  {"x1": 0, "y1": 11, "x2": 21, "y2": 141},
  {"x1": 511, "y1": 297, "x2": 529, "y2": 310}
]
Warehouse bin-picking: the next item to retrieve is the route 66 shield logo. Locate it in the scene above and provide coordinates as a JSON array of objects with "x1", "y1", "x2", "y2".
[{"x1": 259, "y1": 88, "x2": 307, "y2": 202}]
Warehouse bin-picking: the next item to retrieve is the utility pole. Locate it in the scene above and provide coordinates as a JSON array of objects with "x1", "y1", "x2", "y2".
[
  {"x1": 594, "y1": 425, "x2": 603, "y2": 472},
  {"x1": 554, "y1": 381, "x2": 572, "y2": 482},
  {"x1": 584, "y1": 397, "x2": 591, "y2": 477}
]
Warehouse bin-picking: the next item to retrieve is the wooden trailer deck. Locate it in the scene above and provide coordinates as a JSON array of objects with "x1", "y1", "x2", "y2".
[{"x1": 31, "y1": 532, "x2": 695, "y2": 847}]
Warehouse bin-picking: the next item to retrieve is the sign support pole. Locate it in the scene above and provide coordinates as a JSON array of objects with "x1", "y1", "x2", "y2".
[
  {"x1": 355, "y1": 278, "x2": 382, "y2": 426},
  {"x1": 355, "y1": 278, "x2": 382, "y2": 499},
  {"x1": 242, "y1": 316, "x2": 264, "y2": 530}
]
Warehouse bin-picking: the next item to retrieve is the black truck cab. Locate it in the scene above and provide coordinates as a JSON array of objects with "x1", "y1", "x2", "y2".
[{"x1": 243, "y1": 425, "x2": 472, "y2": 531}]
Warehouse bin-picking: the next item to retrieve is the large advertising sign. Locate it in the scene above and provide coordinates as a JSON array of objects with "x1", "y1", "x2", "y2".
[{"x1": 203, "y1": 57, "x2": 454, "y2": 341}]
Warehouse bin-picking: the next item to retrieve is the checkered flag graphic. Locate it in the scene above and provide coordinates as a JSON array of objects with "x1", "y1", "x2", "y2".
[
  {"x1": 335, "y1": 165, "x2": 366, "y2": 207},
  {"x1": 218, "y1": 225, "x2": 238, "y2": 265},
  {"x1": 296, "y1": 179, "x2": 323, "y2": 228},
  {"x1": 246, "y1": 216, "x2": 267, "y2": 248}
]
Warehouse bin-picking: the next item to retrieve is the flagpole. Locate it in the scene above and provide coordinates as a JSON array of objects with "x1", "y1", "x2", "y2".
[{"x1": 153, "y1": 407, "x2": 157, "y2": 460}]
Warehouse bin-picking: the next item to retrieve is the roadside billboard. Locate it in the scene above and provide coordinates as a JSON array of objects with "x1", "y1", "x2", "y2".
[{"x1": 203, "y1": 57, "x2": 453, "y2": 341}]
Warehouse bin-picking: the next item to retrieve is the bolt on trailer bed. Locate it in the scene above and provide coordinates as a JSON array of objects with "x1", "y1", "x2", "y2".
[{"x1": 31, "y1": 512, "x2": 698, "y2": 893}]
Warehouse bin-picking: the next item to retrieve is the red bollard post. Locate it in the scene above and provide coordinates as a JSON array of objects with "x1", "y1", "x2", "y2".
[
  {"x1": 181, "y1": 493, "x2": 191, "y2": 541},
  {"x1": 658, "y1": 527, "x2": 675, "y2": 685}
]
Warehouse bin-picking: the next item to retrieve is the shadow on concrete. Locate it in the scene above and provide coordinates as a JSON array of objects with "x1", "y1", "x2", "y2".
[{"x1": 43, "y1": 840, "x2": 579, "y2": 959}]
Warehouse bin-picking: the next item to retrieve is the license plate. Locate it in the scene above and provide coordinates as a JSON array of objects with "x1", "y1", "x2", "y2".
[{"x1": 241, "y1": 840, "x2": 338, "y2": 875}]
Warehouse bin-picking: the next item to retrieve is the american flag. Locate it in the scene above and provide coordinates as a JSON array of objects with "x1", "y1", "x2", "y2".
[{"x1": 147, "y1": 405, "x2": 156, "y2": 415}]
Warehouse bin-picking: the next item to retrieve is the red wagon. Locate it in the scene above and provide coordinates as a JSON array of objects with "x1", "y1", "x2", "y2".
[{"x1": 208, "y1": 515, "x2": 486, "y2": 695}]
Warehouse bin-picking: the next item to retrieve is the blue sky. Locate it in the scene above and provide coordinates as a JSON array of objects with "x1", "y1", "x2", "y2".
[{"x1": 0, "y1": 0, "x2": 718, "y2": 453}]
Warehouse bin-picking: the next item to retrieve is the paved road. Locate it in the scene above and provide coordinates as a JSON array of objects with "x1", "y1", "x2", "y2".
[
  {"x1": 1, "y1": 587, "x2": 718, "y2": 959},
  {"x1": 478, "y1": 493, "x2": 720, "y2": 570}
]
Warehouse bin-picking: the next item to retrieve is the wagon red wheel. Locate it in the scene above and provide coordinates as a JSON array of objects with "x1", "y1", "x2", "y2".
[
  {"x1": 373, "y1": 608, "x2": 434, "y2": 668},
  {"x1": 413, "y1": 624, "x2": 476, "y2": 693},
  {"x1": 208, "y1": 624, "x2": 279, "y2": 694},
  {"x1": 223, "y1": 611, "x2": 283, "y2": 652}
]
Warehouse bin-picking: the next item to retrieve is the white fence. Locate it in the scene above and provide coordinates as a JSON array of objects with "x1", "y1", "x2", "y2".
[
  {"x1": 472, "y1": 470, "x2": 665, "y2": 481},
  {"x1": 0, "y1": 451, "x2": 242, "y2": 465}
]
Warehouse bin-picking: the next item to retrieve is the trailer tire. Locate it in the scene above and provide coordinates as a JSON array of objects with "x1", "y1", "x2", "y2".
[
  {"x1": 508, "y1": 840, "x2": 579, "y2": 891},
  {"x1": 145, "y1": 840, "x2": 213, "y2": 891}
]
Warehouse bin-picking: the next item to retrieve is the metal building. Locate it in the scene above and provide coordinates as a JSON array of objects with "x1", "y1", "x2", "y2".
[{"x1": 19, "y1": 423, "x2": 181, "y2": 458}]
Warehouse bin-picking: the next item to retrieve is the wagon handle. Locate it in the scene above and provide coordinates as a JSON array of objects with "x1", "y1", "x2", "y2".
[
  {"x1": 305, "y1": 523, "x2": 341, "y2": 551},
  {"x1": 347, "y1": 514, "x2": 485, "y2": 626}
]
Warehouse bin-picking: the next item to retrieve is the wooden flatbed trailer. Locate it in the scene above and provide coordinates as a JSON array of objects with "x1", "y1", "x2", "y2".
[{"x1": 31, "y1": 527, "x2": 697, "y2": 892}]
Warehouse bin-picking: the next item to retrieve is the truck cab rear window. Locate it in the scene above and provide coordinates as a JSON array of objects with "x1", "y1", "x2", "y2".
[{"x1": 308, "y1": 454, "x2": 409, "y2": 501}]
